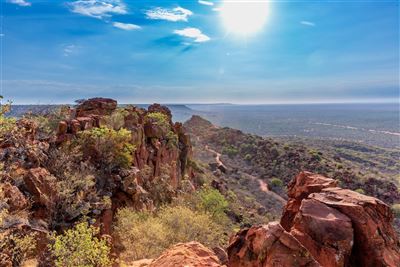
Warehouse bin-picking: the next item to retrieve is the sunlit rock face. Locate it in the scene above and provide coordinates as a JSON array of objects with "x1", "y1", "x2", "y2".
[
  {"x1": 228, "y1": 171, "x2": 400, "y2": 267},
  {"x1": 55, "y1": 98, "x2": 194, "y2": 232}
]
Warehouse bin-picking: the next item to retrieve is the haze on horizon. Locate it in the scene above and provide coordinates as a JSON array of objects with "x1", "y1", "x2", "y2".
[{"x1": 1, "y1": 0, "x2": 399, "y2": 104}]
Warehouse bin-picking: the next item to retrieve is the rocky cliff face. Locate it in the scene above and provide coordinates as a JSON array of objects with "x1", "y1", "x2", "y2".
[{"x1": 0, "y1": 98, "x2": 195, "y2": 265}]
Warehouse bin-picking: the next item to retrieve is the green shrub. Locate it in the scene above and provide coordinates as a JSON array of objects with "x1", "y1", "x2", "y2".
[
  {"x1": 355, "y1": 188, "x2": 365, "y2": 195},
  {"x1": 101, "y1": 109, "x2": 128, "y2": 130},
  {"x1": 115, "y1": 205, "x2": 225, "y2": 261},
  {"x1": 244, "y1": 154, "x2": 252, "y2": 161},
  {"x1": 166, "y1": 130, "x2": 179, "y2": 148},
  {"x1": 270, "y1": 177, "x2": 283, "y2": 188},
  {"x1": 196, "y1": 187, "x2": 228, "y2": 220},
  {"x1": 392, "y1": 204, "x2": 400, "y2": 218},
  {"x1": 49, "y1": 222, "x2": 112, "y2": 267},
  {"x1": 0, "y1": 97, "x2": 17, "y2": 142},
  {"x1": 77, "y1": 126, "x2": 135, "y2": 171},
  {"x1": 222, "y1": 145, "x2": 239, "y2": 158},
  {"x1": 0, "y1": 232, "x2": 37, "y2": 265},
  {"x1": 145, "y1": 112, "x2": 169, "y2": 128}
]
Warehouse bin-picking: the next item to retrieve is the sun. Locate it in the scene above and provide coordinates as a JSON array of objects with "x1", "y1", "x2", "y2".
[{"x1": 220, "y1": 0, "x2": 270, "y2": 37}]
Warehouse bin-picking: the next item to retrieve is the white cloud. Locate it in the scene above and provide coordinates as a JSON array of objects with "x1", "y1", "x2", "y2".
[
  {"x1": 113, "y1": 22, "x2": 141, "y2": 30},
  {"x1": 174, "y1": 27, "x2": 210, "y2": 43},
  {"x1": 198, "y1": 0, "x2": 214, "y2": 6},
  {"x1": 63, "y1": 44, "x2": 76, "y2": 57},
  {"x1": 68, "y1": 0, "x2": 127, "y2": 19},
  {"x1": 145, "y1": 6, "x2": 193, "y2": 22},
  {"x1": 300, "y1": 21, "x2": 316, "y2": 27},
  {"x1": 7, "y1": 0, "x2": 31, "y2": 7}
]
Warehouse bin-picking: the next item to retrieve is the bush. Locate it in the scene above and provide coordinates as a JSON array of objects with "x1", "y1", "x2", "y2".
[
  {"x1": 145, "y1": 112, "x2": 170, "y2": 128},
  {"x1": 101, "y1": 109, "x2": 128, "y2": 130},
  {"x1": 392, "y1": 204, "x2": 400, "y2": 218},
  {"x1": 355, "y1": 188, "x2": 365, "y2": 195},
  {"x1": 244, "y1": 154, "x2": 252, "y2": 161},
  {"x1": 49, "y1": 222, "x2": 112, "y2": 267},
  {"x1": 222, "y1": 145, "x2": 239, "y2": 158},
  {"x1": 166, "y1": 130, "x2": 179, "y2": 148},
  {"x1": 0, "y1": 232, "x2": 37, "y2": 265},
  {"x1": 115, "y1": 205, "x2": 225, "y2": 261},
  {"x1": 77, "y1": 126, "x2": 135, "y2": 171},
  {"x1": 0, "y1": 97, "x2": 17, "y2": 143},
  {"x1": 270, "y1": 177, "x2": 283, "y2": 188},
  {"x1": 196, "y1": 187, "x2": 228, "y2": 220}
]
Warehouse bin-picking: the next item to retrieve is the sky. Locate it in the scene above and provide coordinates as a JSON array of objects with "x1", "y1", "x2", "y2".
[{"x1": 1, "y1": 0, "x2": 399, "y2": 104}]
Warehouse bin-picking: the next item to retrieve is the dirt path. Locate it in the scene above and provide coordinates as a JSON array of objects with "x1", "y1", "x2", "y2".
[{"x1": 205, "y1": 145, "x2": 286, "y2": 205}]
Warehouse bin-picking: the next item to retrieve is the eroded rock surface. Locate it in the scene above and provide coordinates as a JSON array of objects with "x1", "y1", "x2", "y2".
[
  {"x1": 228, "y1": 171, "x2": 400, "y2": 267},
  {"x1": 227, "y1": 222, "x2": 320, "y2": 267},
  {"x1": 149, "y1": 242, "x2": 223, "y2": 267}
]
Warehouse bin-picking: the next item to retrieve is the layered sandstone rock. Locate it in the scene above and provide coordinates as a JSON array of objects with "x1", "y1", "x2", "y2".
[
  {"x1": 149, "y1": 242, "x2": 223, "y2": 267},
  {"x1": 310, "y1": 187, "x2": 400, "y2": 267},
  {"x1": 280, "y1": 171, "x2": 337, "y2": 231},
  {"x1": 227, "y1": 222, "x2": 320, "y2": 267},
  {"x1": 228, "y1": 171, "x2": 399, "y2": 267},
  {"x1": 289, "y1": 199, "x2": 353, "y2": 267}
]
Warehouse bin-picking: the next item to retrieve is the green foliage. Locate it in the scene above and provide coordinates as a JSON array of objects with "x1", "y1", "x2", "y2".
[
  {"x1": 77, "y1": 126, "x2": 135, "y2": 171},
  {"x1": 101, "y1": 109, "x2": 129, "y2": 130},
  {"x1": 145, "y1": 112, "x2": 170, "y2": 128},
  {"x1": 355, "y1": 188, "x2": 365, "y2": 195},
  {"x1": 115, "y1": 205, "x2": 224, "y2": 261},
  {"x1": 392, "y1": 204, "x2": 400, "y2": 218},
  {"x1": 270, "y1": 177, "x2": 284, "y2": 188},
  {"x1": 244, "y1": 154, "x2": 252, "y2": 161},
  {"x1": 0, "y1": 97, "x2": 17, "y2": 142},
  {"x1": 196, "y1": 187, "x2": 229, "y2": 220},
  {"x1": 49, "y1": 222, "x2": 112, "y2": 267},
  {"x1": 166, "y1": 130, "x2": 179, "y2": 148},
  {"x1": 309, "y1": 149, "x2": 322, "y2": 161},
  {"x1": 222, "y1": 145, "x2": 239, "y2": 158},
  {"x1": 0, "y1": 232, "x2": 37, "y2": 264}
]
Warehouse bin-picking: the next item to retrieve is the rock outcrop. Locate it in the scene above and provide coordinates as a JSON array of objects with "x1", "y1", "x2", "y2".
[
  {"x1": 149, "y1": 242, "x2": 223, "y2": 267},
  {"x1": 228, "y1": 171, "x2": 400, "y2": 267},
  {"x1": 75, "y1": 97, "x2": 117, "y2": 117},
  {"x1": 280, "y1": 171, "x2": 338, "y2": 231},
  {"x1": 227, "y1": 222, "x2": 320, "y2": 267}
]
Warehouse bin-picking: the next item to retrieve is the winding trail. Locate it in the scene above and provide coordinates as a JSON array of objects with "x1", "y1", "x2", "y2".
[{"x1": 205, "y1": 145, "x2": 286, "y2": 205}]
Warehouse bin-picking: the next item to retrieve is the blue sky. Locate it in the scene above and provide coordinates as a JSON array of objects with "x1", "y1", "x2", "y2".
[{"x1": 2, "y1": 0, "x2": 399, "y2": 104}]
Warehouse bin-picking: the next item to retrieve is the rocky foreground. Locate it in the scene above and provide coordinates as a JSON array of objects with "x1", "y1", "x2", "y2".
[
  {"x1": 127, "y1": 171, "x2": 399, "y2": 267},
  {"x1": 1, "y1": 98, "x2": 399, "y2": 267}
]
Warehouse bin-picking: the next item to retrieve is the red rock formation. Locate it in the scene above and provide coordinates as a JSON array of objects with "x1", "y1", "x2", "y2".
[
  {"x1": 2, "y1": 182, "x2": 28, "y2": 210},
  {"x1": 311, "y1": 187, "x2": 400, "y2": 267},
  {"x1": 228, "y1": 171, "x2": 399, "y2": 267},
  {"x1": 149, "y1": 242, "x2": 223, "y2": 267},
  {"x1": 23, "y1": 168, "x2": 55, "y2": 209},
  {"x1": 227, "y1": 222, "x2": 320, "y2": 267},
  {"x1": 289, "y1": 199, "x2": 353, "y2": 267},
  {"x1": 280, "y1": 171, "x2": 337, "y2": 231},
  {"x1": 75, "y1": 97, "x2": 117, "y2": 117}
]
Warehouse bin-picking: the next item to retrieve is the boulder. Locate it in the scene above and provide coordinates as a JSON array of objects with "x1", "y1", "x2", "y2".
[
  {"x1": 289, "y1": 199, "x2": 354, "y2": 267},
  {"x1": 311, "y1": 187, "x2": 400, "y2": 267},
  {"x1": 227, "y1": 222, "x2": 320, "y2": 267},
  {"x1": 149, "y1": 242, "x2": 223, "y2": 267},
  {"x1": 75, "y1": 97, "x2": 117, "y2": 117},
  {"x1": 2, "y1": 183, "x2": 28, "y2": 210},
  {"x1": 281, "y1": 171, "x2": 337, "y2": 230},
  {"x1": 23, "y1": 168, "x2": 56, "y2": 209}
]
